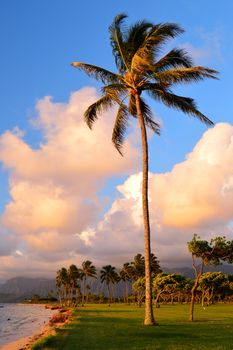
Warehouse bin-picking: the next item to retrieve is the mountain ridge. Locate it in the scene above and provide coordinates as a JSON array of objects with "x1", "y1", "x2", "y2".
[{"x1": 0, "y1": 265, "x2": 232, "y2": 302}]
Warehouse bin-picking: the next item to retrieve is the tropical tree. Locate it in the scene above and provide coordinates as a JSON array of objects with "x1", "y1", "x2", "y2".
[
  {"x1": 150, "y1": 253, "x2": 162, "y2": 276},
  {"x1": 153, "y1": 273, "x2": 186, "y2": 307},
  {"x1": 119, "y1": 262, "x2": 134, "y2": 303},
  {"x1": 68, "y1": 264, "x2": 80, "y2": 305},
  {"x1": 187, "y1": 234, "x2": 233, "y2": 321},
  {"x1": 56, "y1": 267, "x2": 69, "y2": 306},
  {"x1": 72, "y1": 14, "x2": 218, "y2": 325},
  {"x1": 80, "y1": 260, "x2": 97, "y2": 306},
  {"x1": 131, "y1": 253, "x2": 145, "y2": 281},
  {"x1": 100, "y1": 265, "x2": 119, "y2": 305},
  {"x1": 132, "y1": 277, "x2": 145, "y2": 307},
  {"x1": 199, "y1": 272, "x2": 229, "y2": 306},
  {"x1": 55, "y1": 270, "x2": 63, "y2": 306}
]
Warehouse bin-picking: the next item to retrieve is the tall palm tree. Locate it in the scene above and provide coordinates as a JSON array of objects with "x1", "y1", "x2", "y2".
[
  {"x1": 80, "y1": 260, "x2": 97, "y2": 306},
  {"x1": 100, "y1": 265, "x2": 119, "y2": 305},
  {"x1": 72, "y1": 14, "x2": 218, "y2": 325}
]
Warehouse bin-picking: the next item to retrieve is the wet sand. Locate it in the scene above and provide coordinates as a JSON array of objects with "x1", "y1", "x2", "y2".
[
  {"x1": 0, "y1": 305, "x2": 70, "y2": 350},
  {"x1": 1, "y1": 322, "x2": 53, "y2": 349}
]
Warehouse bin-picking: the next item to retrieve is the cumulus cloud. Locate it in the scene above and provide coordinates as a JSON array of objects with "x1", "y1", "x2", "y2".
[
  {"x1": 0, "y1": 86, "x2": 232, "y2": 278},
  {"x1": 0, "y1": 88, "x2": 139, "y2": 278},
  {"x1": 86, "y1": 123, "x2": 233, "y2": 266}
]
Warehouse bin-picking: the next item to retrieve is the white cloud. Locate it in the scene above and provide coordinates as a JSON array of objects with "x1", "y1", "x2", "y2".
[
  {"x1": 0, "y1": 88, "x2": 139, "y2": 278},
  {"x1": 85, "y1": 123, "x2": 233, "y2": 266},
  {"x1": 0, "y1": 86, "x2": 232, "y2": 278}
]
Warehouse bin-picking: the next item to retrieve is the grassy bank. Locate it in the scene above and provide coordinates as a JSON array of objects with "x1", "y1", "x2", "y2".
[{"x1": 32, "y1": 303, "x2": 233, "y2": 350}]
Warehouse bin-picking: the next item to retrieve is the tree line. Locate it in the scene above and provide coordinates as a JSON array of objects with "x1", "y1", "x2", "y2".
[{"x1": 55, "y1": 235, "x2": 233, "y2": 321}]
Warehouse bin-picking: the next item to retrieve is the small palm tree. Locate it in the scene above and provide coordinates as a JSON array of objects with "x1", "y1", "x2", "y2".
[
  {"x1": 150, "y1": 253, "x2": 162, "y2": 276},
  {"x1": 119, "y1": 262, "x2": 134, "y2": 303},
  {"x1": 72, "y1": 14, "x2": 218, "y2": 325},
  {"x1": 68, "y1": 264, "x2": 80, "y2": 306},
  {"x1": 100, "y1": 265, "x2": 119, "y2": 305},
  {"x1": 55, "y1": 271, "x2": 63, "y2": 306},
  {"x1": 57, "y1": 267, "x2": 69, "y2": 306},
  {"x1": 80, "y1": 260, "x2": 97, "y2": 306},
  {"x1": 131, "y1": 253, "x2": 145, "y2": 280}
]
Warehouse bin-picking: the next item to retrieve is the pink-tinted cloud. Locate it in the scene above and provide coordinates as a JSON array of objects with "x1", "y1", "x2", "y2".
[
  {"x1": 0, "y1": 88, "x2": 139, "y2": 278},
  {"x1": 87, "y1": 123, "x2": 233, "y2": 266},
  {"x1": 0, "y1": 86, "x2": 232, "y2": 278}
]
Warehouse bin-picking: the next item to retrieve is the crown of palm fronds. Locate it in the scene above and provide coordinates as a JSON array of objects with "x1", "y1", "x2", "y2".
[{"x1": 72, "y1": 13, "x2": 219, "y2": 155}]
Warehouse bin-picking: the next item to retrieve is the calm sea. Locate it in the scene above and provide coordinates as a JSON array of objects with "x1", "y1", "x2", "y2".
[{"x1": 0, "y1": 303, "x2": 55, "y2": 347}]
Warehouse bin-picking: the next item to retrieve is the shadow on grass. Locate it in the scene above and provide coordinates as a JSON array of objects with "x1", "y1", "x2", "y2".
[
  {"x1": 76, "y1": 308, "x2": 136, "y2": 314},
  {"x1": 32, "y1": 304, "x2": 233, "y2": 350}
]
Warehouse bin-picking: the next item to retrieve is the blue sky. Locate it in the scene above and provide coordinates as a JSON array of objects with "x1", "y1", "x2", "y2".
[
  {"x1": 0, "y1": 0, "x2": 233, "y2": 279},
  {"x1": 1, "y1": 1, "x2": 232, "y2": 166}
]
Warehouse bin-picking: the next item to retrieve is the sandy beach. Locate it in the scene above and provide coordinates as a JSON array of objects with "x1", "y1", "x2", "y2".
[
  {"x1": 0, "y1": 323, "x2": 51, "y2": 350},
  {"x1": 0, "y1": 304, "x2": 69, "y2": 350}
]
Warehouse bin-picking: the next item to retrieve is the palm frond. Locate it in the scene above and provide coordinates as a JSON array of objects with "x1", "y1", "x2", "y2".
[
  {"x1": 138, "y1": 97, "x2": 160, "y2": 134},
  {"x1": 109, "y1": 13, "x2": 129, "y2": 72},
  {"x1": 84, "y1": 95, "x2": 114, "y2": 128},
  {"x1": 101, "y1": 83, "x2": 128, "y2": 101},
  {"x1": 71, "y1": 62, "x2": 121, "y2": 84},
  {"x1": 155, "y1": 48, "x2": 193, "y2": 71},
  {"x1": 125, "y1": 21, "x2": 153, "y2": 68},
  {"x1": 155, "y1": 66, "x2": 219, "y2": 84},
  {"x1": 148, "y1": 86, "x2": 214, "y2": 125},
  {"x1": 131, "y1": 23, "x2": 184, "y2": 73},
  {"x1": 112, "y1": 104, "x2": 129, "y2": 155}
]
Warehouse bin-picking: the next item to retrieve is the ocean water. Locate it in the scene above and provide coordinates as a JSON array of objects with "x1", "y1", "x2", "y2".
[{"x1": 0, "y1": 303, "x2": 56, "y2": 347}]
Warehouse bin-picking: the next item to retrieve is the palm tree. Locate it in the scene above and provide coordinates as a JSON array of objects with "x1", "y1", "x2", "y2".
[
  {"x1": 68, "y1": 264, "x2": 80, "y2": 306},
  {"x1": 119, "y1": 262, "x2": 134, "y2": 303},
  {"x1": 55, "y1": 270, "x2": 63, "y2": 306},
  {"x1": 56, "y1": 267, "x2": 69, "y2": 306},
  {"x1": 100, "y1": 265, "x2": 119, "y2": 305},
  {"x1": 72, "y1": 14, "x2": 218, "y2": 325},
  {"x1": 131, "y1": 253, "x2": 145, "y2": 280},
  {"x1": 80, "y1": 260, "x2": 97, "y2": 306},
  {"x1": 150, "y1": 253, "x2": 162, "y2": 276}
]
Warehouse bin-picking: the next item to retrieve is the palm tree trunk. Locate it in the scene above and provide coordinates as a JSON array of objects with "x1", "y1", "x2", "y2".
[
  {"x1": 82, "y1": 277, "x2": 86, "y2": 306},
  {"x1": 107, "y1": 284, "x2": 111, "y2": 306},
  {"x1": 135, "y1": 92, "x2": 156, "y2": 326}
]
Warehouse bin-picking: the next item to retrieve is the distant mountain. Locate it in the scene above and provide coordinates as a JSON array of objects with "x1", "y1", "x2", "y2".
[
  {"x1": 0, "y1": 277, "x2": 55, "y2": 302},
  {"x1": 0, "y1": 265, "x2": 232, "y2": 302}
]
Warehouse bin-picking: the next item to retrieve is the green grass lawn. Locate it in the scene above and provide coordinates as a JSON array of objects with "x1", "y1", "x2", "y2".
[{"x1": 32, "y1": 303, "x2": 233, "y2": 350}]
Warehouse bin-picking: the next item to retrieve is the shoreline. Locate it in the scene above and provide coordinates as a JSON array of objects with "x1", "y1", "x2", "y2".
[
  {"x1": 0, "y1": 304, "x2": 70, "y2": 350},
  {"x1": 0, "y1": 323, "x2": 51, "y2": 350}
]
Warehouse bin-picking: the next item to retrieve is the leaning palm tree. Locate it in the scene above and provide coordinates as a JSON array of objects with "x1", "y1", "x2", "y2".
[{"x1": 72, "y1": 14, "x2": 218, "y2": 325}]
